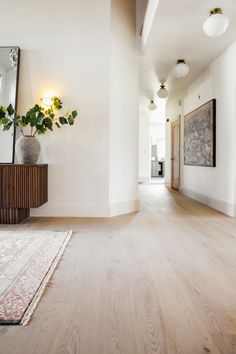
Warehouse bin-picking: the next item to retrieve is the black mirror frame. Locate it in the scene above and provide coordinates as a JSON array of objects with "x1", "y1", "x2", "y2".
[{"x1": 0, "y1": 46, "x2": 20, "y2": 164}]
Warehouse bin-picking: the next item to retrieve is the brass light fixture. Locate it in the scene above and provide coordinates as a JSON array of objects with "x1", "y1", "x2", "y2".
[
  {"x1": 157, "y1": 83, "x2": 168, "y2": 99},
  {"x1": 148, "y1": 99, "x2": 157, "y2": 111},
  {"x1": 173, "y1": 59, "x2": 190, "y2": 78},
  {"x1": 203, "y1": 8, "x2": 229, "y2": 37},
  {"x1": 210, "y1": 8, "x2": 222, "y2": 15}
]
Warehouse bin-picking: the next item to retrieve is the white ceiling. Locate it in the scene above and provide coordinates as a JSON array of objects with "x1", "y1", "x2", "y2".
[{"x1": 138, "y1": 0, "x2": 236, "y2": 100}]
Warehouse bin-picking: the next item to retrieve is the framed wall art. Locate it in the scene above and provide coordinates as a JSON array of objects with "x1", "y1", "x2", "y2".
[{"x1": 184, "y1": 99, "x2": 216, "y2": 167}]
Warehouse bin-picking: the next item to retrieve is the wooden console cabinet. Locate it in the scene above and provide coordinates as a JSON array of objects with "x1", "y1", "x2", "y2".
[{"x1": 0, "y1": 164, "x2": 48, "y2": 224}]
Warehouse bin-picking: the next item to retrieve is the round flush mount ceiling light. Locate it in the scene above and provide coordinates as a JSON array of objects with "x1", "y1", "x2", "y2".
[
  {"x1": 173, "y1": 59, "x2": 190, "y2": 78},
  {"x1": 157, "y1": 83, "x2": 168, "y2": 99},
  {"x1": 203, "y1": 8, "x2": 229, "y2": 37},
  {"x1": 148, "y1": 99, "x2": 157, "y2": 111}
]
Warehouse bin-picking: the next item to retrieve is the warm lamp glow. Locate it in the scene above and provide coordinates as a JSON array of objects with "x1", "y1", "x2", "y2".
[
  {"x1": 41, "y1": 91, "x2": 57, "y2": 106},
  {"x1": 41, "y1": 96, "x2": 53, "y2": 106}
]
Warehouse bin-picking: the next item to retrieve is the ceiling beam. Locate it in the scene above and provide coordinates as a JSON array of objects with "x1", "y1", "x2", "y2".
[{"x1": 141, "y1": 0, "x2": 160, "y2": 49}]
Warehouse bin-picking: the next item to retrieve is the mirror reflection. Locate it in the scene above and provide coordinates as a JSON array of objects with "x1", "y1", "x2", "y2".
[{"x1": 0, "y1": 47, "x2": 20, "y2": 163}]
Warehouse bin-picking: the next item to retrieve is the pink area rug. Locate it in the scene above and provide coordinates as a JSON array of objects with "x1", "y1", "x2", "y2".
[{"x1": 0, "y1": 230, "x2": 72, "y2": 325}]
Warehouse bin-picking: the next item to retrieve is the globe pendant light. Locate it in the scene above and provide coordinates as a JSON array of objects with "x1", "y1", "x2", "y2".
[
  {"x1": 148, "y1": 99, "x2": 157, "y2": 111},
  {"x1": 157, "y1": 83, "x2": 168, "y2": 99},
  {"x1": 173, "y1": 59, "x2": 190, "y2": 78},
  {"x1": 203, "y1": 8, "x2": 229, "y2": 37}
]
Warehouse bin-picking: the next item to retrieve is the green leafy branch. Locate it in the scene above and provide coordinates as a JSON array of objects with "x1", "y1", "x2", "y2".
[{"x1": 0, "y1": 97, "x2": 78, "y2": 136}]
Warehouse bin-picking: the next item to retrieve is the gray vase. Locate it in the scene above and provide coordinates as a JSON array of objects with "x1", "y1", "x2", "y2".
[{"x1": 15, "y1": 136, "x2": 41, "y2": 164}]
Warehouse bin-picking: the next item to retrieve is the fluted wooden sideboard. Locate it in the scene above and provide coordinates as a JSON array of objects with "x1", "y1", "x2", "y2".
[{"x1": 0, "y1": 164, "x2": 48, "y2": 224}]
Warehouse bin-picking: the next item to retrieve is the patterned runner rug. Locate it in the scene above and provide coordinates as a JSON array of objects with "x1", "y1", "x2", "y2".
[{"x1": 0, "y1": 230, "x2": 72, "y2": 325}]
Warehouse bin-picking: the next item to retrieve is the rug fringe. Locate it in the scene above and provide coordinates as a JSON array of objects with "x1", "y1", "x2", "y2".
[{"x1": 20, "y1": 230, "x2": 73, "y2": 326}]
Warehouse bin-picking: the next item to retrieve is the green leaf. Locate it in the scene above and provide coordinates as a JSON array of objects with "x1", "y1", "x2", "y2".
[
  {"x1": 1, "y1": 117, "x2": 10, "y2": 124},
  {"x1": 59, "y1": 116, "x2": 68, "y2": 125},
  {"x1": 7, "y1": 104, "x2": 15, "y2": 116},
  {"x1": 0, "y1": 97, "x2": 78, "y2": 135},
  {"x1": 3, "y1": 122, "x2": 13, "y2": 131},
  {"x1": 52, "y1": 97, "x2": 62, "y2": 110},
  {"x1": 72, "y1": 110, "x2": 78, "y2": 118},
  {"x1": 34, "y1": 104, "x2": 40, "y2": 110},
  {"x1": 45, "y1": 108, "x2": 51, "y2": 116},
  {"x1": 0, "y1": 108, "x2": 6, "y2": 119},
  {"x1": 36, "y1": 125, "x2": 47, "y2": 135},
  {"x1": 45, "y1": 117, "x2": 53, "y2": 131},
  {"x1": 68, "y1": 115, "x2": 74, "y2": 125}
]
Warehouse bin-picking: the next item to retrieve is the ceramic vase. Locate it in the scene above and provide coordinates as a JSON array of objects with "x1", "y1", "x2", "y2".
[{"x1": 15, "y1": 136, "x2": 41, "y2": 164}]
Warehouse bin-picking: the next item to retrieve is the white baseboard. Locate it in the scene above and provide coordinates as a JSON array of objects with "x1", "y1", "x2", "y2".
[
  {"x1": 30, "y1": 204, "x2": 110, "y2": 218},
  {"x1": 181, "y1": 187, "x2": 236, "y2": 217},
  {"x1": 109, "y1": 199, "x2": 139, "y2": 217},
  {"x1": 30, "y1": 200, "x2": 139, "y2": 218}
]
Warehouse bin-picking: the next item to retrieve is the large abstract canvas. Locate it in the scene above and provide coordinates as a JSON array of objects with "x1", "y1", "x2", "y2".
[{"x1": 184, "y1": 99, "x2": 216, "y2": 167}]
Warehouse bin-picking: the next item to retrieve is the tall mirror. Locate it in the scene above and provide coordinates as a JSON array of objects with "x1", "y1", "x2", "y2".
[{"x1": 0, "y1": 47, "x2": 20, "y2": 163}]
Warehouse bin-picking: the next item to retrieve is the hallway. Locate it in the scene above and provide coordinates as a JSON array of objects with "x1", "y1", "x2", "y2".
[{"x1": 1, "y1": 185, "x2": 236, "y2": 354}]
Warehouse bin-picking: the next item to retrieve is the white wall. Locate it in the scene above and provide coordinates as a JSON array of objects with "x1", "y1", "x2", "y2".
[
  {"x1": 139, "y1": 95, "x2": 151, "y2": 182},
  {"x1": 0, "y1": 0, "x2": 138, "y2": 217},
  {"x1": 109, "y1": 0, "x2": 139, "y2": 216},
  {"x1": 150, "y1": 124, "x2": 165, "y2": 160},
  {"x1": 166, "y1": 41, "x2": 236, "y2": 216}
]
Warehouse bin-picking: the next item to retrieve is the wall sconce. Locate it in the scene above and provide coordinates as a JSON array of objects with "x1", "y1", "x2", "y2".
[
  {"x1": 148, "y1": 99, "x2": 157, "y2": 111},
  {"x1": 173, "y1": 59, "x2": 190, "y2": 78},
  {"x1": 157, "y1": 83, "x2": 168, "y2": 98},
  {"x1": 41, "y1": 96, "x2": 53, "y2": 106},
  {"x1": 203, "y1": 8, "x2": 229, "y2": 37}
]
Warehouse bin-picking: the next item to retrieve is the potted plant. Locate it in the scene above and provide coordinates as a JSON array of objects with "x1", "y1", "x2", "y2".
[{"x1": 0, "y1": 97, "x2": 78, "y2": 164}]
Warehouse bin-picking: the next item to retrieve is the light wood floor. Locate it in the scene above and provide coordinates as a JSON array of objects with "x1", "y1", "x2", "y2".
[{"x1": 1, "y1": 184, "x2": 236, "y2": 354}]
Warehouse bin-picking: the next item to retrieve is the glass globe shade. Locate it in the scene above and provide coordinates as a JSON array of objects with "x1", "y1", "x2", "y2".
[
  {"x1": 157, "y1": 85, "x2": 168, "y2": 99},
  {"x1": 203, "y1": 12, "x2": 229, "y2": 37},
  {"x1": 148, "y1": 100, "x2": 157, "y2": 111},
  {"x1": 173, "y1": 60, "x2": 190, "y2": 78}
]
